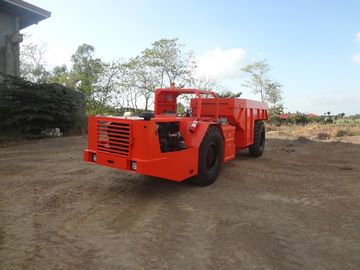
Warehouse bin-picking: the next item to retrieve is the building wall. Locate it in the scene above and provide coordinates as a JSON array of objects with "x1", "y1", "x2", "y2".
[{"x1": 0, "y1": 11, "x2": 22, "y2": 77}]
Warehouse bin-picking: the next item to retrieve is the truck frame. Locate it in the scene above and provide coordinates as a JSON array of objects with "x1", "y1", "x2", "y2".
[{"x1": 84, "y1": 84, "x2": 268, "y2": 186}]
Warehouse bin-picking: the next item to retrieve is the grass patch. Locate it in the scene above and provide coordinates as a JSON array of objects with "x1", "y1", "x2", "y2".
[{"x1": 267, "y1": 123, "x2": 360, "y2": 140}]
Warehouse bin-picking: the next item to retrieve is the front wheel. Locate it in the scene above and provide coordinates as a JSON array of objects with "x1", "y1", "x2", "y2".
[
  {"x1": 249, "y1": 121, "x2": 265, "y2": 157},
  {"x1": 191, "y1": 126, "x2": 224, "y2": 186}
]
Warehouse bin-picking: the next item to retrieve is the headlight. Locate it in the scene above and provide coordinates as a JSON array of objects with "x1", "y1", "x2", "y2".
[
  {"x1": 130, "y1": 161, "x2": 137, "y2": 171},
  {"x1": 92, "y1": 154, "x2": 96, "y2": 162}
]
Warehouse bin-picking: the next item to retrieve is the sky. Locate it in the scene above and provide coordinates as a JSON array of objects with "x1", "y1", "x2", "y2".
[{"x1": 24, "y1": 0, "x2": 360, "y2": 115}]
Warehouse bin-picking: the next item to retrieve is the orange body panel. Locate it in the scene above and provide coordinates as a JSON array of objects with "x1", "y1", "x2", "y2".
[
  {"x1": 221, "y1": 125, "x2": 236, "y2": 162},
  {"x1": 84, "y1": 116, "x2": 206, "y2": 181},
  {"x1": 84, "y1": 86, "x2": 268, "y2": 181},
  {"x1": 191, "y1": 98, "x2": 268, "y2": 149}
]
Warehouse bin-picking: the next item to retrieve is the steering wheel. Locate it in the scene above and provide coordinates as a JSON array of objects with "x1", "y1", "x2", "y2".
[{"x1": 181, "y1": 107, "x2": 192, "y2": 117}]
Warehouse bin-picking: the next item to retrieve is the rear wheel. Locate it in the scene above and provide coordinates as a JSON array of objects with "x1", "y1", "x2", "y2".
[
  {"x1": 191, "y1": 126, "x2": 224, "y2": 186},
  {"x1": 249, "y1": 121, "x2": 265, "y2": 157}
]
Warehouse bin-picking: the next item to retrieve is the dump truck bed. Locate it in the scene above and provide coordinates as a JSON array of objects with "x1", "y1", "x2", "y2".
[{"x1": 191, "y1": 98, "x2": 268, "y2": 148}]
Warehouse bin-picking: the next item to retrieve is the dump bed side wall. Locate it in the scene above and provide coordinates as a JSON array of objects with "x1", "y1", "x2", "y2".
[
  {"x1": 191, "y1": 98, "x2": 268, "y2": 149},
  {"x1": 234, "y1": 104, "x2": 268, "y2": 149}
]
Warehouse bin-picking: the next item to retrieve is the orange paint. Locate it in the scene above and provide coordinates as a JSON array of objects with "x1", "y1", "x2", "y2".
[{"x1": 84, "y1": 86, "x2": 268, "y2": 181}]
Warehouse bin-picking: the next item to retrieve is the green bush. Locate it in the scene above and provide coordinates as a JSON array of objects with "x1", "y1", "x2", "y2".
[
  {"x1": 0, "y1": 76, "x2": 86, "y2": 137},
  {"x1": 287, "y1": 112, "x2": 309, "y2": 125},
  {"x1": 310, "y1": 116, "x2": 325, "y2": 123},
  {"x1": 268, "y1": 105, "x2": 284, "y2": 126}
]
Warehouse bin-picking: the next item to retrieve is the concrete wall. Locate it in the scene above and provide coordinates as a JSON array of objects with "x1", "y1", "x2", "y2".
[{"x1": 0, "y1": 11, "x2": 22, "y2": 77}]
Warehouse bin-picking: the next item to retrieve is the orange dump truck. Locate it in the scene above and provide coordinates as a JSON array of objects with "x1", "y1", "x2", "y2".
[{"x1": 84, "y1": 85, "x2": 268, "y2": 186}]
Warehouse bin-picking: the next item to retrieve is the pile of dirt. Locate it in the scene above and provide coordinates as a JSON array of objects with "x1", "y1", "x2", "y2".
[
  {"x1": 314, "y1": 132, "x2": 330, "y2": 140},
  {"x1": 297, "y1": 135, "x2": 309, "y2": 143}
]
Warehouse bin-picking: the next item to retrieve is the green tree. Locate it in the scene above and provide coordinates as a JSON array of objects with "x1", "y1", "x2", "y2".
[
  {"x1": 288, "y1": 112, "x2": 309, "y2": 125},
  {"x1": 268, "y1": 104, "x2": 284, "y2": 125},
  {"x1": 142, "y1": 38, "x2": 196, "y2": 87},
  {"x1": 191, "y1": 76, "x2": 241, "y2": 97},
  {"x1": 241, "y1": 60, "x2": 270, "y2": 102},
  {"x1": 91, "y1": 60, "x2": 125, "y2": 114},
  {"x1": 20, "y1": 40, "x2": 50, "y2": 83},
  {"x1": 217, "y1": 90, "x2": 242, "y2": 98},
  {"x1": 192, "y1": 76, "x2": 221, "y2": 91},
  {"x1": 71, "y1": 44, "x2": 104, "y2": 96},
  {"x1": 177, "y1": 102, "x2": 185, "y2": 114},
  {"x1": 264, "y1": 79, "x2": 282, "y2": 108},
  {"x1": 69, "y1": 44, "x2": 106, "y2": 114},
  {"x1": 115, "y1": 38, "x2": 197, "y2": 112},
  {"x1": 124, "y1": 56, "x2": 160, "y2": 111},
  {"x1": 49, "y1": 65, "x2": 72, "y2": 87}
]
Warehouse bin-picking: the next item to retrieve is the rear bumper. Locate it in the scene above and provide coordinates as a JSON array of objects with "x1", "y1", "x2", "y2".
[{"x1": 84, "y1": 147, "x2": 198, "y2": 182}]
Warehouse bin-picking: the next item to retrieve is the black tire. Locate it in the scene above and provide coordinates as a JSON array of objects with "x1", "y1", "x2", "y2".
[
  {"x1": 191, "y1": 126, "x2": 224, "y2": 186},
  {"x1": 249, "y1": 121, "x2": 266, "y2": 157}
]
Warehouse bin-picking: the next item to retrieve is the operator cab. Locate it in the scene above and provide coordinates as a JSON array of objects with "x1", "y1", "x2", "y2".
[{"x1": 154, "y1": 85, "x2": 218, "y2": 120}]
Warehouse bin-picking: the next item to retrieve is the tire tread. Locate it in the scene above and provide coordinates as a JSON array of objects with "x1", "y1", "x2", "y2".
[{"x1": 249, "y1": 121, "x2": 265, "y2": 157}]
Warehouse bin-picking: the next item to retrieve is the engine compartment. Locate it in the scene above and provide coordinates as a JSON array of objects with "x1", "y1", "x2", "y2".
[{"x1": 156, "y1": 122, "x2": 187, "y2": 152}]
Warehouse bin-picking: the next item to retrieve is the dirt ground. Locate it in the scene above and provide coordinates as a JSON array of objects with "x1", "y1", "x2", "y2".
[{"x1": 1, "y1": 135, "x2": 360, "y2": 270}]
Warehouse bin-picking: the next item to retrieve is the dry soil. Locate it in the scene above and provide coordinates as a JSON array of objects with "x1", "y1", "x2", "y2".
[{"x1": 1, "y1": 135, "x2": 360, "y2": 270}]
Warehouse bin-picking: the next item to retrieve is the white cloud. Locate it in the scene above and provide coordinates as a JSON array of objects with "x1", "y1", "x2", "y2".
[
  {"x1": 196, "y1": 47, "x2": 248, "y2": 80},
  {"x1": 353, "y1": 54, "x2": 360, "y2": 64},
  {"x1": 288, "y1": 93, "x2": 360, "y2": 115},
  {"x1": 356, "y1": 32, "x2": 360, "y2": 42}
]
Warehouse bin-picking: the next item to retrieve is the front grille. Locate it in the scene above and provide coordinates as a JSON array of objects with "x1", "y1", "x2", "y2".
[{"x1": 97, "y1": 121, "x2": 131, "y2": 157}]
